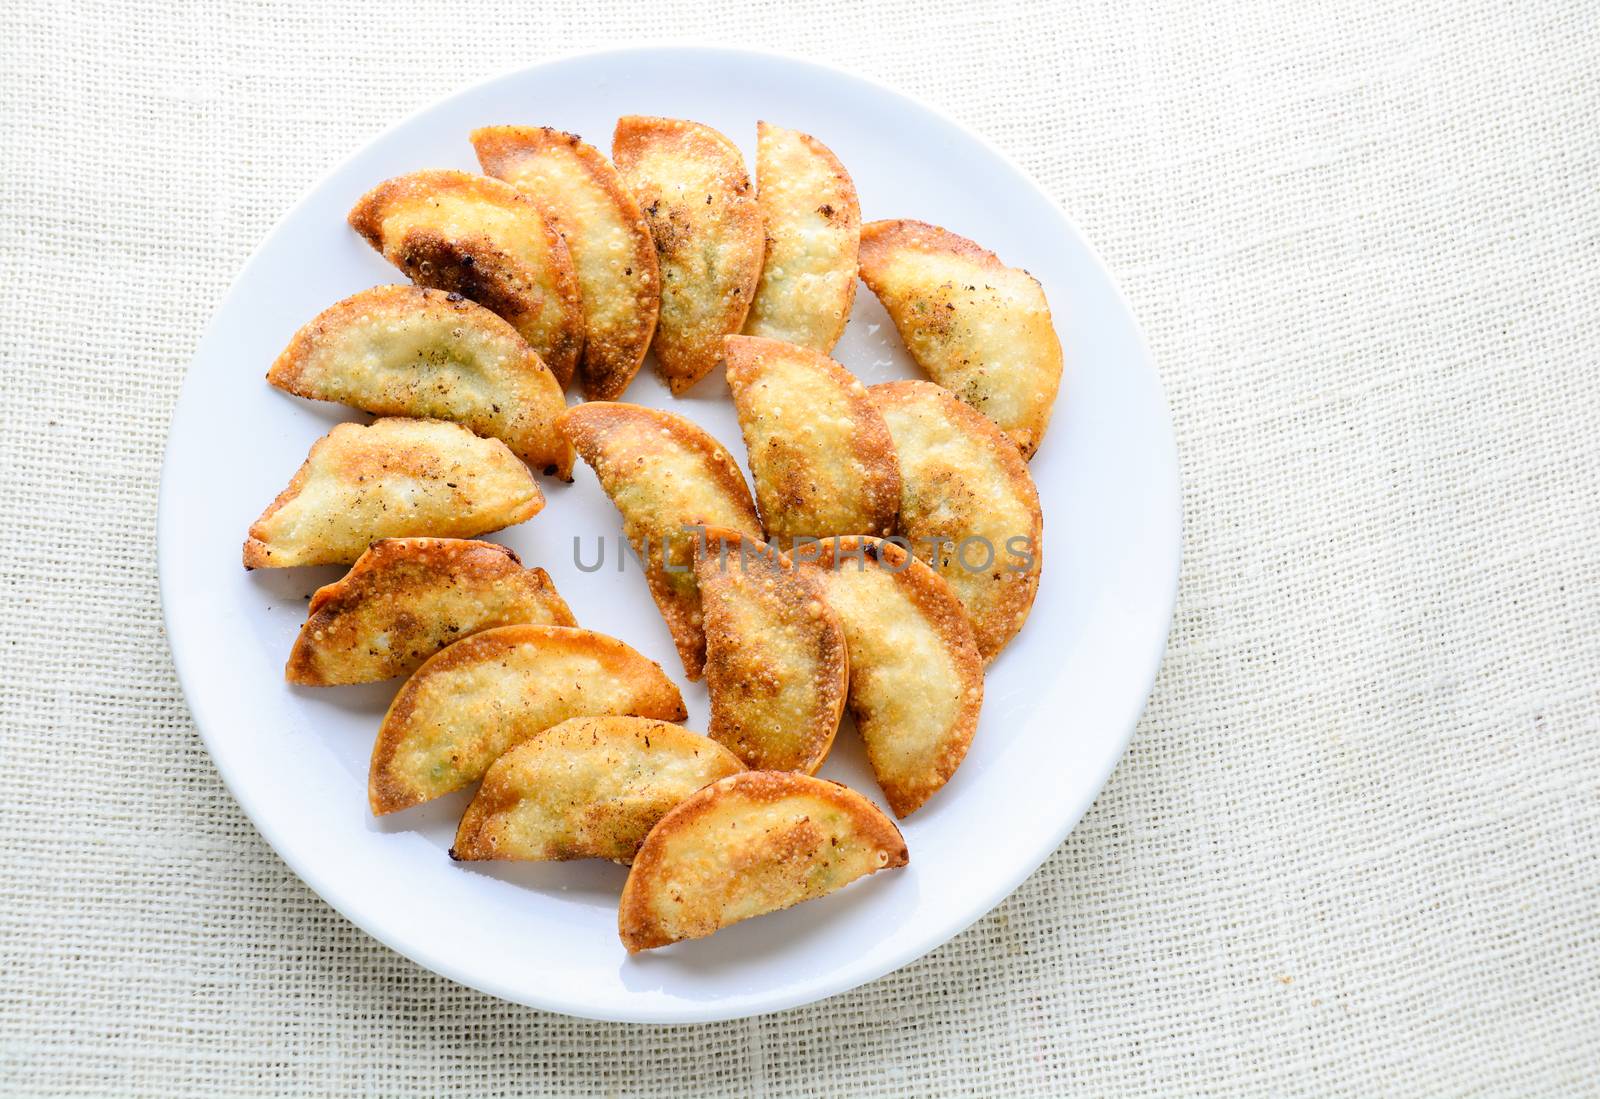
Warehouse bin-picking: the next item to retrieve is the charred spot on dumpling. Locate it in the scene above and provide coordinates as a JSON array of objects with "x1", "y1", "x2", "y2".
[
  {"x1": 396, "y1": 233, "x2": 522, "y2": 329},
  {"x1": 347, "y1": 169, "x2": 584, "y2": 387}
]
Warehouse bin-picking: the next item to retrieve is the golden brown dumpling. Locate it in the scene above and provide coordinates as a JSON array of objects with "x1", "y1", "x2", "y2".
[
  {"x1": 243, "y1": 418, "x2": 543, "y2": 569},
  {"x1": 348, "y1": 169, "x2": 584, "y2": 387},
  {"x1": 285, "y1": 538, "x2": 574, "y2": 685},
  {"x1": 472, "y1": 126, "x2": 660, "y2": 400},
  {"x1": 450, "y1": 716, "x2": 744, "y2": 863},
  {"x1": 266, "y1": 285, "x2": 572, "y2": 478},
  {"x1": 559, "y1": 402, "x2": 762, "y2": 679},
  {"x1": 369, "y1": 625, "x2": 687, "y2": 814},
  {"x1": 858, "y1": 219, "x2": 1063, "y2": 458},
  {"x1": 799, "y1": 537, "x2": 982, "y2": 817},
  {"x1": 723, "y1": 334, "x2": 899, "y2": 545},
  {"x1": 618, "y1": 771, "x2": 907, "y2": 951},
  {"x1": 612, "y1": 116, "x2": 764, "y2": 394},
  {"x1": 742, "y1": 122, "x2": 860, "y2": 353},
  {"x1": 696, "y1": 529, "x2": 846, "y2": 774},
  {"x1": 870, "y1": 380, "x2": 1042, "y2": 660}
]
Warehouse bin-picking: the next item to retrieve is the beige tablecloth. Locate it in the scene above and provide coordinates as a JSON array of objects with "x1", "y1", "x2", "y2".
[{"x1": 3, "y1": 0, "x2": 1597, "y2": 1094}]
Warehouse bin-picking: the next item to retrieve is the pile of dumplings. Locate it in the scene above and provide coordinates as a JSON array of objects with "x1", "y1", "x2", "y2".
[{"x1": 244, "y1": 116, "x2": 1062, "y2": 952}]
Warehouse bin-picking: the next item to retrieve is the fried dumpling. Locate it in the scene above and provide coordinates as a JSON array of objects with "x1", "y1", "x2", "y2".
[
  {"x1": 472, "y1": 126, "x2": 660, "y2": 400},
  {"x1": 243, "y1": 418, "x2": 543, "y2": 569},
  {"x1": 450, "y1": 716, "x2": 744, "y2": 863},
  {"x1": 695, "y1": 529, "x2": 846, "y2": 774},
  {"x1": 348, "y1": 169, "x2": 584, "y2": 387},
  {"x1": 742, "y1": 122, "x2": 860, "y2": 353},
  {"x1": 869, "y1": 380, "x2": 1042, "y2": 661},
  {"x1": 723, "y1": 335, "x2": 899, "y2": 545},
  {"x1": 559, "y1": 403, "x2": 762, "y2": 679},
  {"x1": 618, "y1": 771, "x2": 907, "y2": 951},
  {"x1": 612, "y1": 116, "x2": 764, "y2": 394},
  {"x1": 799, "y1": 537, "x2": 982, "y2": 817},
  {"x1": 369, "y1": 625, "x2": 687, "y2": 814},
  {"x1": 857, "y1": 219, "x2": 1063, "y2": 458},
  {"x1": 266, "y1": 285, "x2": 573, "y2": 478},
  {"x1": 284, "y1": 537, "x2": 575, "y2": 686}
]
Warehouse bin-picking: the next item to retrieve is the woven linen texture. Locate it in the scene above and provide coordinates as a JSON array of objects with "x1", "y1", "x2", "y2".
[{"x1": 2, "y1": 0, "x2": 1598, "y2": 1094}]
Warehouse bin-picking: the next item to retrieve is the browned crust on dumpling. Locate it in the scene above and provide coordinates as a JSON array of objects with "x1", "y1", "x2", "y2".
[
  {"x1": 558, "y1": 402, "x2": 763, "y2": 679},
  {"x1": 242, "y1": 418, "x2": 544, "y2": 569},
  {"x1": 802, "y1": 536, "x2": 983, "y2": 817},
  {"x1": 858, "y1": 219, "x2": 1063, "y2": 458},
  {"x1": 450, "y1": 716, "x2": 744, "y2": 864},
  {"x1": 868, "y1": 379, "x2": 1042, "y2": 660},
  {"x1": 472, "y1": 126, "x2": 661, "y2": 400},
  {"x1": 723, "y1": 335, "x2": 900, "y2": 544},
  {"x1": 369, "y1": 624, "x2": 688, "y2": 814},
  {"x1": 284, "y1": 537, "x2": 575, "y2": 686},
  {"x1": 348, "y1": 169, "x2": 584, "y2": 387},
  {"x1": 612, "y1": 116, "x2": 764, "y2": 394},
  {"x1": 265, "y1": 284, "x2": 574, "y2": 478},
  {"x1": 695, "y1": 528, "x2": 846, "y2": 774},
  {"x1": 618, "y1": 770, "x2": 907, "y2": 951}
]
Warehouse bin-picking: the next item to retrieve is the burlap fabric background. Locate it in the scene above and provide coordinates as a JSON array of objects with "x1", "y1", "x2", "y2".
[{"x1": 3, "y1": 1, "x2": 1597, "y2": 1094}]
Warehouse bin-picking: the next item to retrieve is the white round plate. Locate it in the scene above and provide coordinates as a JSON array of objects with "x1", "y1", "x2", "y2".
[{"x1": 159, "y1": 46, "x2": 1179, "y2": 1023}]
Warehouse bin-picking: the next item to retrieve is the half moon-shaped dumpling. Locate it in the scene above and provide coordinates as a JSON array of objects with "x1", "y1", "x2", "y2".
[
  {"x1": 472, "y1": 126, "x2": 660, "y2": 401},
  {"x1": 742, "y1": 122, "x2": 860, "y2": 353},
  {"x1": 799, "y1": 537, "x2": 982, "y2": 817},
  {"x1": 612, "y1": 116, "x2": 764, "y2": 394},
  {"x1": 450, "y1": 716, "x2": 744, "y2": 863},
  {"x1": 858, "y1": 219, "x2": 1064, "y2": 458},
  {"x1": 618, "y1": 771, "x2": 907, "y2": 951},
  {"x1": 369, "y1": 625, "x2": 687, "y2": 814},
  {"x1": 695, "y1": 529, "x2": 846, "y2": 774},
  {"x1": 348, "y1": 169, "x2": 584, "y2": 387},
  {"x1": 870, "y1": 380, "x2": 1042, "y2": 661},
  {"x1": 723, "y1": 335, "x2": 899, "y2": 545},
  {"x1": 285, "y1": 537, "x2": 575, "y2": 686},
  {"x1": 243, "y1": 418, "x2": 543, "y2": 569},
  {"x1": 266, "y1": 285, "x2": 573, "y2": 478},
  {"x1": 560, "y1": 403, "x2": 762, "y2": 680}
]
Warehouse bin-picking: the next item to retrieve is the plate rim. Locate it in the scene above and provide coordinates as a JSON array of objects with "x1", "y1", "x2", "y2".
[{"x1": 157, "y1": 43, "x2": 1181, "y2": 1023}]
